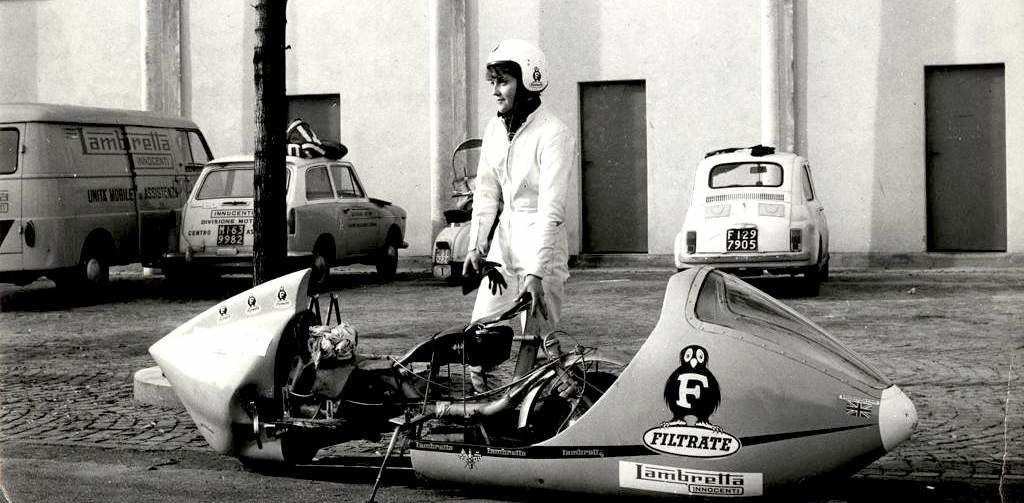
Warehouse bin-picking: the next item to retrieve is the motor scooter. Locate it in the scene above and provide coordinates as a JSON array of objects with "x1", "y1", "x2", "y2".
[{"x1": 432, "y1": 138, "x2": 481, "y2": 283}]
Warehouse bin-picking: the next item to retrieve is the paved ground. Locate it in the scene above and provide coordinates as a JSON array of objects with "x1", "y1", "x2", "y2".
[{"x1": 0, "y1": 264, "x2": 1021, "y2": 501}]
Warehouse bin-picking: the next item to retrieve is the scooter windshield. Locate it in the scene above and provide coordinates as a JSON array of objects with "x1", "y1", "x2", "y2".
[{"x1": 695, "y1": 270, "x2": 888, "y2": 390}]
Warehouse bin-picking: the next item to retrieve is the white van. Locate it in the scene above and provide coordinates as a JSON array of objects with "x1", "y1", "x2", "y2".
[{"x1": 0, "y1": 103, "x2": 212, "y2": 287}]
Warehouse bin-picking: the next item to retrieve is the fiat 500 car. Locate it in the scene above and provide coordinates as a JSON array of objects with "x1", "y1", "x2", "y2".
[
  {"x1": 163, "y1": 155, "x2": 407, "y2": 283},
  {"x1": 674, "y1": 145, "x2": 829, "y2": 294}
]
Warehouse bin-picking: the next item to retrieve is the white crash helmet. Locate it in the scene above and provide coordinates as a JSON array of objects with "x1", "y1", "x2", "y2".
[{"x1": 487, "y1": 39, "x2": 547, "y2": 92}]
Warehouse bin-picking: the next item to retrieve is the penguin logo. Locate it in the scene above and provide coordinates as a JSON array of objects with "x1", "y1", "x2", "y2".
[
  {"x1": 217, "y1": 305, "x2": 231, "y2": 323},
  {"x1": 274, "y1": 286, "x2": 293, "y2": 309},
  {"x1": 663, "y1": 345, "x2": 722, "y2": 430},
  {"x1": 643, "y1": 345, "x2": 739, "y2": 457},
  {"x1": 532, "y1": 66, "x2": 542, "y2": 85},
  {"x1": 245, "y1": 294, "x2": 261, "y2": 315}
]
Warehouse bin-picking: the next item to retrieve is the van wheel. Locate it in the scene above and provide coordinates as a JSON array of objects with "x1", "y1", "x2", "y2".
[
  {"x1": 57, "y1": 242, "x2": 110, "y2": 290},
  {"x1": 376, "y1": 234, "x2": 400, "y2": 282}
]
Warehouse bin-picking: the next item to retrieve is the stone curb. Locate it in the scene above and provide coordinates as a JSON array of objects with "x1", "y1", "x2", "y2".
[{"x1": 132, "y1": 366, "x2": 184, "y2": 411}]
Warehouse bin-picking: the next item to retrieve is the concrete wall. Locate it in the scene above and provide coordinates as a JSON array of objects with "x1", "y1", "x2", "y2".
[
  {"x1": 186, "y1": 1, "x2": 433, "y2": 254},
  {"x1": 1, "y1": 0, "x2": 1021, "y2": 260},
  {"x1": 471, "y1": 0, "x2": 761, "y2": 254},
  {"x1": 797, "y1": 0, "x2": 1024, "y2": 254},
  {"x1": 0, "y1": 0, "x2": 141, "y2": 107}
]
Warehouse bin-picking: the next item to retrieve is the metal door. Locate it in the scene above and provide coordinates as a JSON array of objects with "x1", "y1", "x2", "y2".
[
  {"x1": 287, "y1": 94, "x2": 341, "y2": 142},
  {"x1": 580, "y1": 81, "x2": 648, "y2": 253},
  {"x1": 124, "y1": 125, "x2": 182, "y2": 263},
  {"x1": 925, "y1": 64, "x2": 1006, "y2": 251}
]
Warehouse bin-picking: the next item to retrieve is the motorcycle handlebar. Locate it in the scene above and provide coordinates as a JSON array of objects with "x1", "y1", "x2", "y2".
[{"x1": 495, "y1": 292, "x2": 532, "y2": 322}]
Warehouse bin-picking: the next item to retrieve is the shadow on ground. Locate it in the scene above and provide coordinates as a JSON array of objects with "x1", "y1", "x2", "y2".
[{"x1": 0, "y1": 270, "x2": 429, "y2": 313}]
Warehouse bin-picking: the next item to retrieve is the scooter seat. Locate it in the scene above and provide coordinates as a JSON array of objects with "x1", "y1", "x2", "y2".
[{"x1": 444, "y1": 209, "x2": 471, "y2": 225}]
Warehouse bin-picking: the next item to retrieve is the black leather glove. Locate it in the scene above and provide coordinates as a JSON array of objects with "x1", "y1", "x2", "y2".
[{"x1": 462, "y1": 260, "x2": 507, "y2": 296}]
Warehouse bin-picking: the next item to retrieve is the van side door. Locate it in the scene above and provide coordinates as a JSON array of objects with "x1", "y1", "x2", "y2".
[
  {"x1": 0, "y1": 125, "x2": 22, "y2": 267},
  {"x1": 123, "y1": 125, "x2": 184, "y2": 264}
]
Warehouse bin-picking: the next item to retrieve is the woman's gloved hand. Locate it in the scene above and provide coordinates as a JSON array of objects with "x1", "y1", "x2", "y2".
[
  {"x1": 463, "y1": 249, "x2": 484, "y2": 277},
  {"x1": 519, "y1": 274, "x2": 548, "y2": 320},
  {"x1": 462, "y1": 252, "x2": 507, "y2": 296}
]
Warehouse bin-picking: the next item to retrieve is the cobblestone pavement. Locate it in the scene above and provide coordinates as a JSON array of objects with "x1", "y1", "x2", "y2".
[{"x1": 0, "y1": 267, "x2": 1021, "y2": 490}]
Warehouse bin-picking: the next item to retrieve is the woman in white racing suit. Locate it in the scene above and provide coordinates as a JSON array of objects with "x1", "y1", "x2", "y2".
[{"x1": 463, "y1": 39, "x2": 576, "y2": 392}]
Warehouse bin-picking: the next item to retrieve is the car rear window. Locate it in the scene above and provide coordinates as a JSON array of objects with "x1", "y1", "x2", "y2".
[
  {"x1": 709, "y1": 162, "x2": 783, "y2": 188},
  {"x1": 197, "y1": 167, "x2": 254, "y2": 200}
]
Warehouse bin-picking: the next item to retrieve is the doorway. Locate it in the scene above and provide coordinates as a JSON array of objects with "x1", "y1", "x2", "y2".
[
  {"x1": 287, "y1": 94, "x2": 341, "y2": 142},
  {"x1": 579, "y1": 81, "x2": 648, "y2": 253},
  {"x1": 924, "y1": 64, "x2": 1006, "y2": 251}
]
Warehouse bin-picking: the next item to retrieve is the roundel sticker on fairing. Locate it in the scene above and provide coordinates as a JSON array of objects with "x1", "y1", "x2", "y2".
[{"x1": 643, "y1": 345, "x2": 742, "y2": 458}]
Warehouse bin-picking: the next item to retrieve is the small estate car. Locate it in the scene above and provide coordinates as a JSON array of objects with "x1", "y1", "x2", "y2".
[
  {"x1": 164, "y1": 154, "x2": 407, "y2": 284},
  {"x1": 674, "y1": 145, "x2": 829, "y2": 294}
]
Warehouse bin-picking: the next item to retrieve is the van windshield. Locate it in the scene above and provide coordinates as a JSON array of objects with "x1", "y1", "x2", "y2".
[{"x1": 197, "y1": 167, "x2": 254, "y2": 200}]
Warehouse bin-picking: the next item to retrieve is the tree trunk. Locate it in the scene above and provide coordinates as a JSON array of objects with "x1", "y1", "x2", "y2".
[{"x1": 252, "y1": 0, "x2": 288, "y2": 285}]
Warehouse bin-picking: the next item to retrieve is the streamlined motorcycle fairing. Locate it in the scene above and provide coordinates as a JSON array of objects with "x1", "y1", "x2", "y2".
[
  {"x1": 149, "y1": 268, "x2": 313, "y2": 461},
  {"x1": 150, "y1": 266, "x2": 917, "y2": 498},
  {"x1": 409, "y1": 268, "x2": 916, "y2": 497}
]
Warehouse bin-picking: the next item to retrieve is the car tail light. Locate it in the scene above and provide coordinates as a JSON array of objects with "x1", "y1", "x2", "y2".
[
  {"x1": 287, "y1": 208, "x2": 296, "y2": 234},
  {"x1": 790, "y1": 228, "x2": 802, "y2": 251},
  {"x1": 686, "y1": 231, "x2": 696, "y2": 254}
]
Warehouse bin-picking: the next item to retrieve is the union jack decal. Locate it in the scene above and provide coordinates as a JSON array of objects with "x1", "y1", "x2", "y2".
[{"x1": 843, "y1": 399, "x2": 872, "y2": 418}]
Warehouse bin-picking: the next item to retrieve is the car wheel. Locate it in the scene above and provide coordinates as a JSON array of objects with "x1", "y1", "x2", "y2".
[
  {"x1": 376, "y1": 234, "x2": 399, "y2": 282},
  {"x1": 161, "y1": 264, "x2": 190, "y2": 288},
  {"x1": 802, "y1": 271, "x2": 821, "y2": 297},
  {"x1": 310, "y1": 240, "x2": 334, "y2": 291}
]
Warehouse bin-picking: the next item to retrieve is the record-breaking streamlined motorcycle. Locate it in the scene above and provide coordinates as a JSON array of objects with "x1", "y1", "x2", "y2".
[{"x1": 150, "y1": 266, "x2": 917, "y2": 498}]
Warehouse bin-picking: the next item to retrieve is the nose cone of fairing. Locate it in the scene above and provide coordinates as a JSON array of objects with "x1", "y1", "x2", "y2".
[{"x1": 879, "y1": 385, "x2": 917, "y2": 451}]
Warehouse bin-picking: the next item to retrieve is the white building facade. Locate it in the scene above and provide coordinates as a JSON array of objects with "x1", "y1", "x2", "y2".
[{"x1": 2, "y1": 0, "x2": 1021, "y2": 266}]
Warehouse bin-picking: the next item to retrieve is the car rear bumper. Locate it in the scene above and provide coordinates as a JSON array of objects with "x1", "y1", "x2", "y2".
[
  {"x1": 676, "y1": 251, "x2": 815, "y2": 271},
  {"x1": 162, "y1": 250, "x2": 314, "y2": 269}
]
